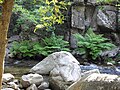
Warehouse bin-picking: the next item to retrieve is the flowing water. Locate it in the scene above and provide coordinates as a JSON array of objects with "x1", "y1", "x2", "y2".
[
  {"x1": 4, "y1": 59, "x2": 40, "y2": 79},
  {"x1": 4, "y1": 59, "x2": 120, "y2": 80}
]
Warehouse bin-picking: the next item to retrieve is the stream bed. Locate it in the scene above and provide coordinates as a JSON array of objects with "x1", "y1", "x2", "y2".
[{"x1": 4, "y1": 59, "x2": 120, "y2": 80}]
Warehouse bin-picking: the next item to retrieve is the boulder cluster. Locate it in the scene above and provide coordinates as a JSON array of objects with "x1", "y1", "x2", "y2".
[{"x1": 3, "y1": 51, "x2": 120, "y2": 90}]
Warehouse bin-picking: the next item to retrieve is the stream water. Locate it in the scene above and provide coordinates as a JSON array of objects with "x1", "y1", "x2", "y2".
[
  {"x1": 4, "y1": 59, "x2": 120, "y2": 80},
  {"x1": 80, "y1": 64, "x2": 120, "y2": 75},
  {"x1": 4, "y1": 59, "x2": 39, "y2": 79}
]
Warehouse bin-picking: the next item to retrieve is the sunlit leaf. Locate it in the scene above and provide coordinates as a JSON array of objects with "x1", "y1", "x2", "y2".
[{"x1": 34, "y1": 24, "x2": 44, "y2": 32}]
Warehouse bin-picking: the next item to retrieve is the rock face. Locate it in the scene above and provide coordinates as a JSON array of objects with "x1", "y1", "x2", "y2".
[
  {"x1": 72, "y1": 6, "x2": 85, "y2": 30},
  {"x1": 71, "y1": 0, "x2": 120, "y2": 45},
  {"x1": 30, "y1": 51, "x2": 81, "y2": 90},
  {"x1": 72, "y1": 0, "x2": 117, "y2": 32},
  {"x1": 67, "y1": 73, "x2": 120, "y2": 90},
  {"x1": 97, "y1": 9, "x2": 116, "y2": 31}
]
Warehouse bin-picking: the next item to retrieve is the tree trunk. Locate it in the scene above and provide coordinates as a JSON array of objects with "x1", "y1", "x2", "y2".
[{"x1": 0, "y1": 0, "x2": 14, "y2": 89}]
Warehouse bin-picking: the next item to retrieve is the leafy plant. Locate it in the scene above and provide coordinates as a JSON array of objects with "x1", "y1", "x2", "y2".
[
  {"x1": 10, "y1": 40, "x2": 47, "y2": 58},
  {"x1": 97, "y1": 0, "x2": 118, "y2": 3},
  {"x1": 13, "y1": 4, "x2": 39, "y2": 31},
  {"x1": 35, "y1": 0, "x2": 71, "y2": 32},
  {"x1": 10, "y1": 36, "x2": 70, "y2": 58},
  {"x1": 43, "y1": 35, "x2": 70, "y2": 54},
  {"x1": 74, "y1": 28, "x2": 116, "y2": 61}
]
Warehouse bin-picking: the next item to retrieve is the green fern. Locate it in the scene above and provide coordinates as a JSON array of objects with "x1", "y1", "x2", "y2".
[
  {"x1": 43, "y1": 35, "x2": 70, "y2": 54},
  {"x1": 10, "y1": 36, "x2": 70, "y2": 58},
  {"x1": 74, "y1": 28, "x2": 116, "y2": 60}
]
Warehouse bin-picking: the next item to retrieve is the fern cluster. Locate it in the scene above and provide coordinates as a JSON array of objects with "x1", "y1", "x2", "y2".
[
  {"x1": 74, "y1": 28, "x2": 116, "y2": 60},
  {"x1": 10, "y1": 36, "x2": 69, "y2": 58},
  {"x1": 10, "y1": 41, "x2": 47, "y2": 57}
]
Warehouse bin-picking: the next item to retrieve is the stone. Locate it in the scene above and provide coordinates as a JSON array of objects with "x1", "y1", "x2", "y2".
[
  {"x1": 21, "y1": 74, "x2": 43, "y2": 88},
  {"x1": 8, "y1": 82, "x2": 19, "y2": 89},
  {"x1": 2, "y1": 73, "x2": 14, "y2": 83},
  {"x1": 81, "y1": 69, "x2": 100, "y2": 78},
  {"x1": 87, "y1": 0, "x2": 96, "y2": 4},
  {"x1": 30, "y1": 51, "x2": 81, "y2": 82},
  {"x1": 85, "y1": 5, "x2": 98, "y2": 31},
  {"x1": 49, "y1": 77, "x2": 70, "y2": 90},
  {"x1": 26, "y1": 84, "x2": 38, "y2": 90},
  {"x1": 2, "y1": 88, "x2": 14, "y2": 90},
  {"x1": 8, "y1": 35, "x2": 20, "y2": 43},
  {"x1": 30, "y1": 51, "x2": 81, "y2": 90},
  {"x1": 38, "y1": 82, "x2": 49, "y2": 89},
  {"x1": 71, "y1": 6, "x2": 85, "y2": 30},
  {"x1": 13, "y1": 79, "x2": 20, "y2": 85},
  {"x1": 67, "y1": 73, "x2": 120, "y2": 90},
  {"x1": 100, "y1": 47, "x2": 120, "y2": 58},
  {"x1": 97, "y1": 10, "x2": 115, "y2": 31},
  {"x1": 70, "y1": 35, "x2": 77, "y2": 49},
  {"x1": 73, "y1": 0, "x2": 84, "y2": 2}
]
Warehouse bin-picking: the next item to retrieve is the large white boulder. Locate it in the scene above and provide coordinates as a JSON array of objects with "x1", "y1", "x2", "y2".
[
  {"x1": 30, "y1": 51, "x2": 81, "y2": 82},
  {"x1": 30, "y1": 51, "x2": 81, "y2": 90}
]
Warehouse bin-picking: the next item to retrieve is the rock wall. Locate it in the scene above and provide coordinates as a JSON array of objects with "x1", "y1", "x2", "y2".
[{"x1": 71, "y1": 0, "x2": 120, "y2": 46}]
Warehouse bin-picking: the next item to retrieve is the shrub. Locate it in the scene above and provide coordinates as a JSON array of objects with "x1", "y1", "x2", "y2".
[{"x1": 74, "y1": 28, "x2": 116, "y2": 61}]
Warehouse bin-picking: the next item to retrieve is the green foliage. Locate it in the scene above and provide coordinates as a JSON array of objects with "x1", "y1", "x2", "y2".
[
  {"x1": 97, "y1": 0, "x2": 118, "y2": 3},
  {"x1": 10, "y1": 40, "x2": 47, "y2": 57},
  {"x1": 0, "y1": 0, "x2": 3, "y2": 3},
  {"x1": 10, "y1": 36, "x2": 70, "y2": 58},
  {"x1": 43, "y1": 35, "x2": 70, "y2": 54},
  {"x1": 74, "y1": 28, "x2": 116, "y2": 60},
  {"x1": 13, "y1": 4, "x2": 39, "y2": 32},
  {"x1": 35, "y1": 0, "x2": 71, "y2": 32}
]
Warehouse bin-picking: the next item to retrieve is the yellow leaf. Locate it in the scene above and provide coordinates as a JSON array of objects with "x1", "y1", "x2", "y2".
[
  {"x1": 55, "y1": 5, "x2": 60, "y2": 13},
  {"x1": 46, "y1": 0, "x2": 51, "y2": 5},
  {"x1": 34, "y1": 24, "x2": 44, "y2": 32}
]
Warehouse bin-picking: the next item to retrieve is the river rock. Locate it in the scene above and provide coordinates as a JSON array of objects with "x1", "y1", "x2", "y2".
[
  {"x1": 67, "y1": 73, "x2": 120, "y2": 90},
  {"x1": 30, "y1": 51, "x2": 81, "y2": 90},
  {"x1": 81, "y1": 69, "x2": 100, "y2": 78},
  {"x1": 2, "y1": 73, "x2": 15, "y2": 83},
  {"x1": 7, "y1": 82, "x2": 19, "y2": 90},
  {"x1": 2, "y1": 88, "x2": 14, "y2": 90},
  {"x1": 13, "y1": 79, "x2": 19, "y2": 85},
  {"x1": 30, "y1": 51, "x2": 81, "y2": 81},
  {"x1": 38, "y1": 82, "x2": 49, "y2": 89},
  {"x1": 26, "y1": 84, "x2": 38, "y2": 90},
  {"x1": 21, "y1": 74, "x2": 43, "y2": 88}
]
